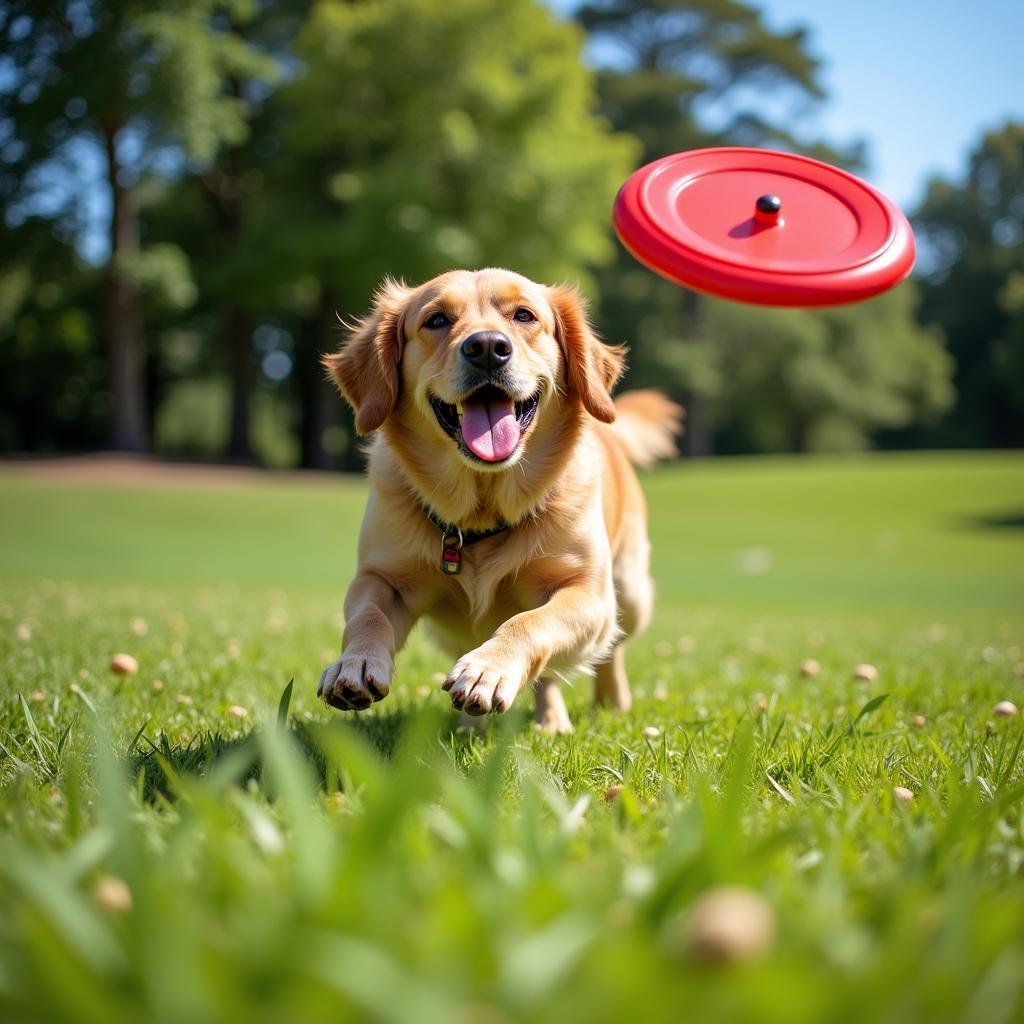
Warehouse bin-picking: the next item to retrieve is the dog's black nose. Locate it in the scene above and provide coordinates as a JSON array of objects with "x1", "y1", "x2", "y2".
[{"x1": 460, "y1": 331, "x2": 512, "y2": 372}]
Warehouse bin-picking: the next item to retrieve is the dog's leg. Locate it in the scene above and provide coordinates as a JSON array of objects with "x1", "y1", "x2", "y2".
[
  {"x1": 443, "y1": 580, "x2": 615, "y2": 716},
  {"x1": 318, "y1": 571, "x2": 413, "y2": 711},
  {"x1": 534, "y1": 677, "x2": 574, "y2": 734},
  {"x1": 594, "y1": 644, "x2": 631, "y2": 712}
]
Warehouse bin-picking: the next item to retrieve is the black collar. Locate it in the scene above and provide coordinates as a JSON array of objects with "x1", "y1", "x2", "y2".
[{"x1": 424, "y1": 506, "x2": 510, "y2": 545}]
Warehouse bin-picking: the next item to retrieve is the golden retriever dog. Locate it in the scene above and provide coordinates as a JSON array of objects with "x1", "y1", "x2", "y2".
[{"x1": 317, "y1": 268, "x2": 681, "y2": 733}]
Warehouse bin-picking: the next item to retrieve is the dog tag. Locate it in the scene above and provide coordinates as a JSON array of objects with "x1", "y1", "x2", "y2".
[{"x1": 441, "y1": 533, "x2": 462, "y2": 575}]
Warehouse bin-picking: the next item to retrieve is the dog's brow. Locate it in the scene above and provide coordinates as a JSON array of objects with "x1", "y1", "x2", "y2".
[
  {"x1": 419, "y1": 296, "x2": 464, "y2": 321},
  {"x1": 489, "y1": 286, "x2": 524, "y2": 308},
  {"x1": 435, "y1": 290, "x2": 470, "y2": 309}
]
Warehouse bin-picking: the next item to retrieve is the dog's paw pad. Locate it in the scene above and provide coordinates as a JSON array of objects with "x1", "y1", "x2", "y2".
[
  {"x1": 318, "y1": 653, "x2": 393, "y2": 711},
  {"x1": 444, "y1": 657, "x2": 521, "y2": 715}
]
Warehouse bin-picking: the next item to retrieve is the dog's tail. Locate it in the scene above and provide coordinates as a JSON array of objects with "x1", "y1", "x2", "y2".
[{"x1": 607, "y1": 390, "x2": 684, "y2": 468}]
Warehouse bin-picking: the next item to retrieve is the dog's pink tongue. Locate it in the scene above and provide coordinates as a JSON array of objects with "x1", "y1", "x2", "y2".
[{"x1": 461, "y1": 397, "x2": 520, "y2": 462}]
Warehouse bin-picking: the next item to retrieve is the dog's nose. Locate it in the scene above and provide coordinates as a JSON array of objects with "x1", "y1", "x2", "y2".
[{"x1": 460, "y1": 331, "x2": 512, "y2": 373}]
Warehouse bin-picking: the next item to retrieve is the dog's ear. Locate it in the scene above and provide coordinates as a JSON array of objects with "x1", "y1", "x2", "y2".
[
  {"x1": 548, "y1": 284, "x2": 626, "y2": 424},
  {"x1": 323, "y1": 278, "x2": 411, "y2": 435}
]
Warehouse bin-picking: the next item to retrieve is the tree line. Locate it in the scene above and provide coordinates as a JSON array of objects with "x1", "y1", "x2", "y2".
[{"x1": 1, "y1": 0, "x2": 1020, "y2": 467}]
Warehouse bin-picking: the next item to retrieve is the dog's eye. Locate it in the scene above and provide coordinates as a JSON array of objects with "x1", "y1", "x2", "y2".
[
  {"x1": 423, "y1": 312, "x2": 451, "y2": 330},
  {"x1": 513, "y1": 307, "x2": 536, "y2": 323}
]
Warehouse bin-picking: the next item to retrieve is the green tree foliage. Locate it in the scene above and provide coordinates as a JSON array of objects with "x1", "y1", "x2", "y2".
[
  {"x1": 0, "y1": 0, "x2": 277, "y2": 450},
  {"x1": 281, "y1": 0, "x2": 636, "y2": 292},
  {"x1": 578, "y1": 0, "x2": 830, "y2": 155},
  {"x1": 0, "y1": 224, "x2": 105, "y2": 452},
  {"x1": 219, "y1": 0, "x2": 638, "y2": 467},
  {"x1": 911, "y1": 121, "x2": 1024, "y2": 448},
  {"x1": 709, "y1": 285, "x2": 953, "y2": 452},
  {"x1": 620, "y1": 272, "x2": 953, "y2": 452},
  {"x1": 0, "y1": 1, "x2": 982, "y2": 462},
  {"x1": 575, "y1": 0, "x2": 951, "y2": 456}
]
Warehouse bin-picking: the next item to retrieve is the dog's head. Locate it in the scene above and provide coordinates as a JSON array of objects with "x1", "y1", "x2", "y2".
[{"x1": 324, "y1": 268, "x2": 625, "y2": 472}]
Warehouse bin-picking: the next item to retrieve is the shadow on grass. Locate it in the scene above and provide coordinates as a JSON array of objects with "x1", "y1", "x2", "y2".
[
  {"x1": 962, "y1": 508, "x2": 1024, "y2": 530},
  {"x1": 127, "y1": 684, "x2": 493, "y2": 802}
]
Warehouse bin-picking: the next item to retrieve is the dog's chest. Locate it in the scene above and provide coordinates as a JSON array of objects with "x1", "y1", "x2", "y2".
[{"x1": 415, "y1": 561, "x2": 540, "y2": 654}]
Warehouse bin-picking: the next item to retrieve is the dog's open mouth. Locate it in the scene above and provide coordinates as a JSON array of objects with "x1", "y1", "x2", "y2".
[{"x1": 430, "y1": 384, "x2": 540, "y2": 463}]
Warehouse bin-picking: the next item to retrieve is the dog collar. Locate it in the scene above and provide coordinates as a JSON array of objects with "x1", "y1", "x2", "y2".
[{"x1": 424, "y1": 507, "x2": 509, "y2": 575}]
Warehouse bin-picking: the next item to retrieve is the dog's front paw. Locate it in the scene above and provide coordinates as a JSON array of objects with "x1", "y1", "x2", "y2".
[
  {"x1": 318, "y1": 651, "x2": 393, "y2": 711},
  {"x1": 442, "y1": 650, "x2": 525, "y2": 716}
]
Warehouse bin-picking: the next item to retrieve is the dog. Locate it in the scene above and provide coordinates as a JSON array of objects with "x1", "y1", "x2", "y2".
[{"x1": 317, "y1": 268, "x2": 681, "y2": 733}]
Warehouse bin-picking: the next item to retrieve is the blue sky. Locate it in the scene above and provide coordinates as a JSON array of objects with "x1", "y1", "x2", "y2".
[
  {"x1": 556, "y1": 0, "x2": 1024, "y2": 212},
  {"x1": 755, "y1": 0, "x2": 1024, "y2": 209}
]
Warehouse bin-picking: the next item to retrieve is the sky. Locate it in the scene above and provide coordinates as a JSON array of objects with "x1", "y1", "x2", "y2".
[
  {"x1": 753, "y1": 0, "x2": 1024, "y2": 210},
  {"x1": 550, "y1": 0, "x2": 1024, "y2": 211}
]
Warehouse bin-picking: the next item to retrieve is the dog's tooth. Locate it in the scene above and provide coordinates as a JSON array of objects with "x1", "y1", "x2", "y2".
[{"x1": 455, "y1": 401, "x2": 463, "y2": 416}]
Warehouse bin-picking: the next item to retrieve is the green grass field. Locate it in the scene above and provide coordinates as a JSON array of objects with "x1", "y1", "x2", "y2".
[{"x1": 1, "y1": 452, "x2": 1023, "y2": 1023}]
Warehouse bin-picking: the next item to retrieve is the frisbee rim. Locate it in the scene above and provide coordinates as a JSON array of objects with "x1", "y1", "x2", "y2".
[{"x1": 613, "y1": 147, "x2": 916, "y2": 307}]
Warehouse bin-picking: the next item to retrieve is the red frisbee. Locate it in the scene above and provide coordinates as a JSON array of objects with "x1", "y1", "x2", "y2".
[{"x1": 613, "y1": 148, "x2": 915, "y2": 307}]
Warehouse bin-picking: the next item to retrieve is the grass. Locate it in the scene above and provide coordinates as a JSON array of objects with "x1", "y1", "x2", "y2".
[{"x1": 1, "y1": 451, "x2": 1023, "y2": 1023}]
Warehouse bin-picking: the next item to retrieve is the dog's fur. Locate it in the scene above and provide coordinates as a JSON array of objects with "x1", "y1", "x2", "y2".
[{"x1": 318, "y1": 268, "x2": 681, "y2": 733}]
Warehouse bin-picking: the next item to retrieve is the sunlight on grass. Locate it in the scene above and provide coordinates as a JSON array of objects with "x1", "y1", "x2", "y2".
[{"x1": 1, "y1": 453, "x2": 1022, "y2": 1022}]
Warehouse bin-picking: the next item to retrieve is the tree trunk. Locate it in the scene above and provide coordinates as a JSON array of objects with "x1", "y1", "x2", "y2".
[
  {"x1": 227, "y1": 305, "x2": 253, "y2": 461},
  {"x1": 680, "y1": 391, "x2": 712, "y2": 458},
  {"x1": 296, "y1": 294, "x2": 342, "y2": 470},
  {"x1": 103, "y1": 123, "x2": 146, "y2": 452},
  {"x1": 792, "y1": 416, "x2": 809, "y2": 454},
  {"x1": 222, "y1": 75, "x2": 253, "y2": 463}
]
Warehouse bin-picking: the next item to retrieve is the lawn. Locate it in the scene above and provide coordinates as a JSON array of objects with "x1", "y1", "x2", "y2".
[{"x1": 1, "y1": 451, "x2": 1023, "y2": 1024}]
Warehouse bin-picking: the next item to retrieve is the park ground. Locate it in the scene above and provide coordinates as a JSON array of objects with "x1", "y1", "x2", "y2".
[{"x1": 1, "y1": 451, "x2": 1023, "y2": 1023}]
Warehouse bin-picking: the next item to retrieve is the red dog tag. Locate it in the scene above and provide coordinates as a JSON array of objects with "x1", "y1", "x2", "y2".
[{"x1": 441, "y1": 534, "x2": 462, "y2": 575}]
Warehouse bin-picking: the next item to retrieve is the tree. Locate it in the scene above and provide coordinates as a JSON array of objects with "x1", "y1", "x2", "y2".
[
  {"x1": 910, "y1": 121, "x2": 1024, "y2": 448},
  {"x1": 575, "y1": 0, "x2": 867, "y2": 455},
  {"x1": 1, "y1": 1, "x2": 276, "y2": 451},
  {"x1": 707, "y1": 285, "x2": 953, "y2": 452},
  {"x1": 0, "y1": 221, "x2": 105, "y2": 452},
  {"x1": 237, "y1": 0, "x2": 638, "y2": 468}
]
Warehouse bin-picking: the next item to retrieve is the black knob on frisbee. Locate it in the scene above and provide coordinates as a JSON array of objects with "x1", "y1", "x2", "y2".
[{"x1": 754, "y1": 193, "x2": 782, "y2": 226}]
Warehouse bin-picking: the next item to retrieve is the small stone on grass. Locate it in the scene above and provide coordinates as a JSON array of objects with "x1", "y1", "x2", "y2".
[
  {"x1": 685, "y1": 886, "x2": 776, "y2": 964},
  {"x1": 642, "y1": 726, "x2": 661, "y2": 740},
  {"x1": 993, "y1": 700, "x2": 1018, "y2": 717},
  {"x1": 911, "y1": 714, "x2": 926, "y2": 729},
  {"x1": 93, "y1": 875, "x2": 132, "y2": 914},
  {"x1": 852, "y1": 663, "x2": 878, "y2": 682},
  {"x1": 893, "y1": 786, "x2": 914, "y2": 803},
  {"x1": 603, "y1": 785, "x2": 624, "y2": 803},
  {"x1": 109, "y1": 653, "x2": 139, "y2": 676},
  {"x1": 228, "y1": 705, "x2": 248, "y2": 718},
  {"x1": 799, "y1": 659, "x2": 820, "y2": 678}
]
